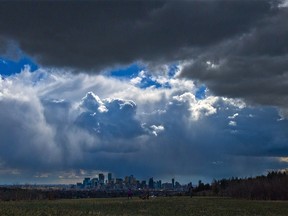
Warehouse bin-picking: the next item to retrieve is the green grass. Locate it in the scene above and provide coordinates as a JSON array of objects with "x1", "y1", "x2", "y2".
[{"x1": 1, "y1": 196, "x2": 288, "y2": 216}]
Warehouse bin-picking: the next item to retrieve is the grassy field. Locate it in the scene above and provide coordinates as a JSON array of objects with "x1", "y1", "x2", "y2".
[{"x1": 0, "y1": 196, "x2": 288, "y2": 216}]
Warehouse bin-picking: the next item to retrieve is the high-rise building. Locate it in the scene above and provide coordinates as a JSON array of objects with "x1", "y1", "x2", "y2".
[
  {"x1": 125, "y1": 175, "x2": 136, "y2": 186},
  {"x1": 175, "y1": 181, "x2": 181, "y2": 188},
  {"x1": 141, "y1": 180, "x2": 147, "y2": 188},
  {"x1": 91, "y1": 178, "x2": 98, "y2": 187},
  {"x1": 115, "y1": 178, "x2": 123, "y2": 184},
  {"x1": 149, "y1": 177, "x2": 154, "y2": 189},
  {"x1": 172, "y1": 178, "x2": 175, "y2": 188},
  {"x1": 156, "y1": 180, "x2": 162, "y2": 189},
  {"x1": 99, "y1": 173, "x2": 105, "y2": 185},
  {"x1": 83, "y1": 177, "x2": 91, "y2": 188},
  {"x1": 108, "y1": 173, "x2": 112, "y2": 182}
]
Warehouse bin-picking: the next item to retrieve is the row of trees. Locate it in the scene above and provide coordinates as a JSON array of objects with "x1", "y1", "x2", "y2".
[
  {"x1": 0, "y1": 188, "x2": 138, "y2": 201},
  {"x1": 0, "y1": 187, "x2": 185, "y2": 201},
  {"x1": 194, "y1": 171, "x2": 288, "y2": 200}
]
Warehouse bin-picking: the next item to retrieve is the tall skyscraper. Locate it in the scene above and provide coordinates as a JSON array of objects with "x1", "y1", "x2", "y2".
[
  {"x1": 149, "y1": 177, "x2": 154, "y2": 189},
  {"x1": 108, "y1": 173, "x2": 112, "y2": 182},
  {"x1": 172, "y1": 178, "x2": 175, "y2": 188},
  {"x1": 83, "y1": 177, "x2": 91, "y2": 188},
  {"x1": 99, "y1": 173, "x2": 105, "y2": 184}
]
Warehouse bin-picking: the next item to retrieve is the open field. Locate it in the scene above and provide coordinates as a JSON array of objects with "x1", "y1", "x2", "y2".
[{"x1": 1, "y1": 196, "x2": 288, "y2": 216}]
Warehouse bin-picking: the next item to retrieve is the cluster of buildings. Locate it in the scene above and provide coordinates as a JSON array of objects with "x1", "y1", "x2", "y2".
[{"x1": 74, "y1": 173, "x2": 191, "y2": 192}]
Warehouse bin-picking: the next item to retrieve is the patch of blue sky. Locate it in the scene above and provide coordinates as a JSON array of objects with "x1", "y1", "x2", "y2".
[
  {"x1": 167, "y1": 63, "x2": 179, "y2": 78},
  {"x1": 137, "y1": 75, "x2": 170, "y2": 89},
  {"x1": 195, "y1": 85, "x2": 207, "y2": 99},
  {"x1": 109, "y1": 63, "x2": 144, "y2": 79},
  {"x1": 0, "y1": 57, "x2": 38, "y2": 76}
]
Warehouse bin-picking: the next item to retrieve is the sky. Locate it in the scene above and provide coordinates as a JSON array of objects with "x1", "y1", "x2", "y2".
[{"x1": 0, "y1": 0, "x2": 288, "y2": 185}]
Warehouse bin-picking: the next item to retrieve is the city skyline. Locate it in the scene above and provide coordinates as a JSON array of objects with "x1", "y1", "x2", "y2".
[
  {"x1": 75, "y1": 173, "x2": 184, "y2": 190},
  {"x1": 0, "y1": 1, "x2": 288, "y2": 184}
]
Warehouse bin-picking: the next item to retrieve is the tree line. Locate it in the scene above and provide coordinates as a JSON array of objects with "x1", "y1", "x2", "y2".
[
  {"x1": 0, "y1": 187, "x2": 185, "y2": 201},
  {"x1": 193, "y1": 171, "x2": 288, "y2": 200}
]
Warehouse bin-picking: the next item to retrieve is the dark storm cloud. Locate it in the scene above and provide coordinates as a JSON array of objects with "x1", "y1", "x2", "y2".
[
  {"x1": 180, "y1": 6, "x2": 288, "y2": 114},
  {"x1": 186, "y1": 56, "x2": 288, "y2": 106},
  {"x1": 0, "y1": 0, "x2": 272, "y2": 70}
]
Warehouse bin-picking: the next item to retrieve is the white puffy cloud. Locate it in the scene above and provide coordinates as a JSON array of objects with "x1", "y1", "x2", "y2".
[
  {"x1": 229, "y1": 121, "x2": 237, "y2": 126},
  {"x1": 76, "y1": 92, "x2": 144, "y2": 140},
  {"x1": 172, "y1": 92, "x2": 218, "y2": 121},
  {"x1": 149, "y1": 125, "x2": 165, "y2": 136},
  {"x1": 228, "y1": 113, "x2": 239, "y2": 119},
  {"x1": 79, "y1": 92, "x2": 108, "y2": 113}
]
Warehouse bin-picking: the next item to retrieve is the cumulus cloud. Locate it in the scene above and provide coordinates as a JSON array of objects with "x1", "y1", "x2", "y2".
[
  {"x1": 171, "y1": 92, "x2": 218, "y2": 121},
  {"x1": 229, "y1": 121, "x2": 237, "y2": 127},
  {"x1": 149, "y1": 125, "x2": 165, "y2": 136},
  {"x1": 76, "y1": 92, "x2": 145, "y2": 140},
  {"x1": 228, "y1": 113, "x2": 239, "y2": 119}
]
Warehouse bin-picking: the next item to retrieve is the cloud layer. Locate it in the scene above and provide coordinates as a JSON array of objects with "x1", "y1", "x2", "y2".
[
  {"x1": 0, "y1": 67, "x2": 288, "y2": 184},
  {"x1": 1, "y1": 0, "x2": 287, "y2": 117}
]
